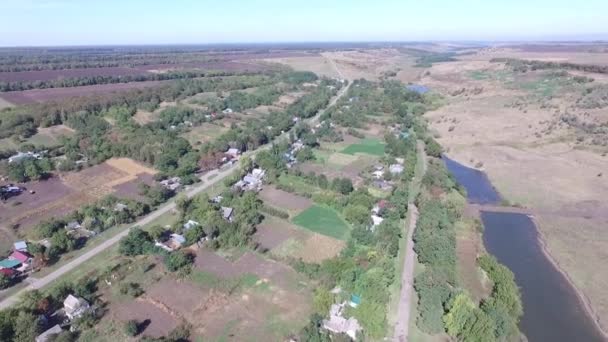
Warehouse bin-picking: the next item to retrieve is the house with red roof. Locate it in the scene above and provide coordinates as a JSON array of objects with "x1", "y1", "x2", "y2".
[
  {"x1": 0, "y1": 268, "x2": 17, "y2": 279},
  {"x1": 10, "y1": 250, "x2": 32, "y2": 264}
]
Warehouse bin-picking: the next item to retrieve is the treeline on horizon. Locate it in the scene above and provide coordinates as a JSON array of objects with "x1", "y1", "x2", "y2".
[{"x1": 492, "y1": 57, "x2": 608, "y2": 74}]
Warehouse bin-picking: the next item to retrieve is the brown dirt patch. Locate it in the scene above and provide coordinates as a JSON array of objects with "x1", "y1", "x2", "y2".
[
  {"x1": 291, "y1": 233, "x2": 345, "y2": 263},
  {"x1": 254, "y1": 217, "x2": 308, "y2": 250},
  {"x1": 258, "y1": 186, "x2": 313, "y2": 211},
  {"x1": 0, "y1": 81, "x2": 167, "y2": 105},
  {"x1": 255, "y1": 216, "x2": 345, "y2": 263},
  {"x1": 0, "y1": 177, "x2": 78, "y2": 231},
  {"x1": 111, "y1": 300, "x2": 179, "y2": 338},
  {"x1": 112, "y1": 173, "x2": 155, "y2": 201}
]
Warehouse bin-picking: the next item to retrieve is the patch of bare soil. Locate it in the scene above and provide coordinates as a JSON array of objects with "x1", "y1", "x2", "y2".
[
  {"x1": 258, "y1": 186, "x2": 313, "y2": 211},
  {"x1": 111, "y1": 300, "x2": 179, "y2": 338}
]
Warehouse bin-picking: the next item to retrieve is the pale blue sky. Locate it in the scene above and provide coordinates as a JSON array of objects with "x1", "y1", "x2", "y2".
[{"x1": 0, "y1": 0, "x2": 606, "y2": 46}]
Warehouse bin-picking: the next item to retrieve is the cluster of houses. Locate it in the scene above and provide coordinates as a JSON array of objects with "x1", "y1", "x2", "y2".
[
  {"x1": 155, "y1": 205, "x2": 234, "y2": 252},
  {"x1": 233, "y1": 167, "x2": 266, "y2": 192},
  {"x1": 0, "y1": 241, "x2": 33, "y2": 279},
  {"x1": 371, "y1": 158, "x2": 405, "y2": 191},
  {"x1": 7, "y1": 151, "x2": 44, "y2": 164},
  {"x1": 283, "y1": 140, "x2": 305, "y2": 168},
  {"x1": 35, "y1": 294, "x2": 93, "y2": 342}
]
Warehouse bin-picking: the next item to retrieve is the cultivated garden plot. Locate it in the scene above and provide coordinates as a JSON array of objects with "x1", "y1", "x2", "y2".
[
  {"x1": 254, "y1": 216, "x2": 345, "y2": 263},
  {"x1": 292, "y1": 205, "x2": 350, "y2": 240},
  {"x1": 341, "y1": 137, "x2": 386, "y2": 156}
]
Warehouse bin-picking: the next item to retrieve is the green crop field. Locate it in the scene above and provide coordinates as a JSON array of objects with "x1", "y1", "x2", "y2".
[
  {"x1": 292, "y1": 205, "x2": 350, "y2": 240},
  {"x1": 341, "y1": 138, "x2": 385, "y2": 156}
]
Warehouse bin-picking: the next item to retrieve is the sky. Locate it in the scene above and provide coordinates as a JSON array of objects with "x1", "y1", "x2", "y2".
[{"x1": 0, "y1": 0, "x2": 607, "y2": 46}]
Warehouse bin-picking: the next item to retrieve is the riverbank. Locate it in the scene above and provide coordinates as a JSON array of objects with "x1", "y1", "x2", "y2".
[
  {"x1": 445, "y1": 156, "x2": 605, "y2": 341},
  {"x1": 465, "y1": 202, "x2": 608, "y2": 339},
  {"x1": 532, "y1": 215, "x2": 608, "y2": 339}
]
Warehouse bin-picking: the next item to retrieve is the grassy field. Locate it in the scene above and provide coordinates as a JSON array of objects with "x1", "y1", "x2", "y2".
[
  {"x1": 341, "y1": 137, "x2": 385, "y2": 156},
  {"x1": 292, "y1": 205, "x2": 350, "y2": 240}
]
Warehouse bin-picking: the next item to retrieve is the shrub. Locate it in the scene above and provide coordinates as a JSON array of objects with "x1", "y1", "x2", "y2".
[{"x1": 261, "y1": 205, "x2": 289, "y2": 219}]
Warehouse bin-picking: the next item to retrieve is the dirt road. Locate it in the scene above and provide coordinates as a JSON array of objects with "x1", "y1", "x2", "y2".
[
  {"x1": 394, "y1": 204, "x2": 419, "y2": 342},
  {"x1": 393, "y1": 142, "x2": 426, "y2": 341},
  {"x1": 0, "y1": 77, "x2": 351, "y2": 311}
]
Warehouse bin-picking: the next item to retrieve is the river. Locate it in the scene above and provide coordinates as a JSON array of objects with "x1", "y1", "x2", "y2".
[{"x1": 443, "y1": 155, "x2": 605, "y2": 342}]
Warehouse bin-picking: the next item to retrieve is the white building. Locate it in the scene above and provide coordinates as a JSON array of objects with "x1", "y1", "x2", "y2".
[
  {"x1": 63, "y1": 294, "x2": 90, "y2": 320},
  {"x1": 323, "y1": 303, "x2": 362, "y2": 340}
]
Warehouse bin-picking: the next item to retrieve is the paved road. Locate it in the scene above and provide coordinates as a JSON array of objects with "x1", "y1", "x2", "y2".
[
  {"x1": 0, "y1": 78, "x2": 351, "y2": 311},
  {"x1": 394, "y1": 142, "x2": 427, "y2": 342}
]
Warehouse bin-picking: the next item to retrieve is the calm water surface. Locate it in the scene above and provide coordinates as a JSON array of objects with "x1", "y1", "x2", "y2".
[{"x1": 444, "y1": 156, "x2": 605, "y2": 342}]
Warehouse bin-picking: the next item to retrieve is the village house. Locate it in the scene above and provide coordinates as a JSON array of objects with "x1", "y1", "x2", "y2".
[
  {"x1": 323, "y1": 303, "x2": 362, "y2": 340},
  {"x1": 183, "y1": 219, "x2": 199, "y2": 231},
  {"x1": 0, "y1": 268, "x2": 17, "y2": 279},
  {"x1": 0, "y1": 259, "x2": 22, "y2": 271},
  {"x1": 235, "y1": 168, "x2": 266, "y2": 191},
  {"x1": 389, "y1": 164, "x2": 404, "y2": 175},
  {"x1": 63, "y1": 294, "x2": 91, "y2": 320},
  {"x1": 156, "y1": 234, "x2": 186, "y2": 252},
  {"x1": 8, "y1": 151, "x2": 43, "y2": 164},
  {"x1": 9, "y1": 250, "x2": 33, "y2": 271},
  {"x1": 160, "y1": 177, "x2": 182, "y2": 191},
  {"x1": 13, "y1": 241, "x2": 27, "y2": 252},
  {"x1": 36, "y1": 324, "x2": 63, "y2": 342},
  {"x1": 221, "y1": 207, "x2": 234, "y2": 222},
  {"x1": 225, "y1": 147, "x2": 241, "y2": 159},
  {"x1": 65, "y1": 221, "x2": 82, "y2": 231},
  {"x1": 372, "y1": 179, "x2": 393, "y2": 191}
]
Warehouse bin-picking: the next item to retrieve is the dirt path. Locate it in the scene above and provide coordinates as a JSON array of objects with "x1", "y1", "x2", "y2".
[
  {"x1": 0, "y1": 80, "x2": 351, "y2": 311},
  {"x1": 394, "y1": 204, "x2": 419, "y2": 342},
  {"x1": 393, "y1": 142, "x2": 426, "y2": 341}
]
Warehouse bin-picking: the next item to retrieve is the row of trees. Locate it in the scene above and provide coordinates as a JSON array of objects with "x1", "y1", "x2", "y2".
[
  {"x1": 0, "y1": 69, "x2": 260, "y2": 92},
  {"x1": 412, "y1": 159, "x2": 523, "y2": 341}
]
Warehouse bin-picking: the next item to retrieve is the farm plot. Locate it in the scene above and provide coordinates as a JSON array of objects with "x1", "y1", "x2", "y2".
[
  {"x1": 258, "y1": 186, "x2": 312, "y2": 212},
  {"x1": 110, "y1": 300, "x2": 179, "y2": 339},
  {"x1": 0, "y1": 80, "x2": 167, "y2": 104},
  {"x1": 255, "y1": 216, "x2": 345, "y2": 263},
  {"x1": 292, "y1": 205, "x2": 350, "y2": 240},
  {"x1": 0, "y1": 67, "x2": 150, "y2": 82},
  {"x1": 341, "y1": 137, "x2": 386, "y2": 156},
  {"x1": 181, "y1": 123, "x2": 230, "y2": 145},
  {"x1": 1, "y1": 158, "x2": 157, "y2": 235},
  {"x1": 189, "y1": 249, "x2": 313, "y2": 340},
  {"x1": 0, "y1": 124, "x2": 74, "y2": 150}
]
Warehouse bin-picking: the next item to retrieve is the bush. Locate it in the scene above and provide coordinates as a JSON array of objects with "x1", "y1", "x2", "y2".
[
  {"x1": 125, "y1": 320, "x2": 139, "y2": 337},
  {"x1": 119, "y1": 282, "x2": 144, "y2": 298},
  {"x1": 164, "y1": 251, "x2": 194, "y2": 272}
]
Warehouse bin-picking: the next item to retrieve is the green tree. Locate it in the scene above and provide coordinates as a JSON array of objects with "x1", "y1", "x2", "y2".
[
  {"x1": 119, "y1": 228, "x2": 154, "y2": 256},
  {"x1": 164, "y1": 251, "x2": 194, "y2": 272},
  {"x1": 125, "y1": 320, "x2": 139, "y2": 337},
  {"x1": 312, "y1": 287, "x2": 333, "y2": 314}
]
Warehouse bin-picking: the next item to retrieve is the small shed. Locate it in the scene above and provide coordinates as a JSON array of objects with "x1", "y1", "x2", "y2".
[{"x1": 13, "y1": 241, "x2": 28, "y2": 252}]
